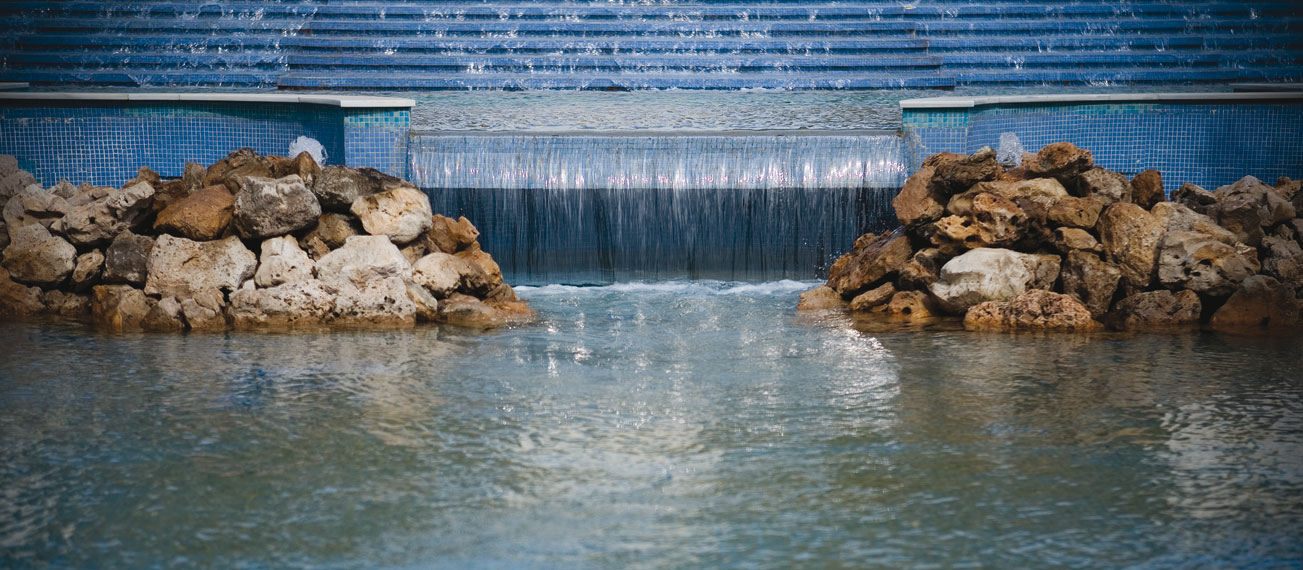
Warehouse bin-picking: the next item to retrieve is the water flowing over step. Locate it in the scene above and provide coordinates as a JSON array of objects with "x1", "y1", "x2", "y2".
[
  {"x1": 411, "y1": 131, "x2": 905, "y2": 284},
  {"x1": 2, "y1": 1, "x2": 1301, "y2": 88}
]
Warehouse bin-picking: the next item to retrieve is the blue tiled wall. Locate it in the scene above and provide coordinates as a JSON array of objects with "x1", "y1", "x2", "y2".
[
  {"x1": 0, "y1": 101, "x2": 410, "y2": 186},
  {"x1": 903, "y1": 101, "x2": 1303, "y2": 190}
]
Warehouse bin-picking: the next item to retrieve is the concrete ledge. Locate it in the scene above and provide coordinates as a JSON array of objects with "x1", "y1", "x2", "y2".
[
  {"x1": 0, "y1": 82, "x2": 28, "y2": 91},
  {"x1": 0, "y1": 92, "x2": 415, "y2": 108},
  {"x1": 900, "y1": 92, "x2": 1303, "y2": 110}
]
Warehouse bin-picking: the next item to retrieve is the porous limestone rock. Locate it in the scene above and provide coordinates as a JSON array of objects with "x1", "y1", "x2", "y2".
[
  {"x1": 928, "y1": 248, "x2": 1047, "y2": 314},
  {"x1": 969, "y1": 192, "x2": 1027, "y2": 247},
  {"x1": 2, "y1": 223, "x2": 76, "y2": 286},
  {"x1": 303, "y1": 212, "x2": 359, "y2": 250},
  {"x1": 349, "y1": 184, "x2": 433, "y2": 244},
  {"x1": 143, "y1": 296, "x2": 186, "y2": 332},
  {"x1": 1097, "y1": 202, "x2": 1164, "y2": 289},
  {"x1": 203, "y1": 148, "x2": 274, "y2": 193},
  {"x1": 102, "y1": 231, "x2": 154, "y2": 287},
  {"x1": 964, "y1": 289, "x2": 1098, "y2": 332},
  {"x1": 1029, "y1": 142, "x2": 1093, "y2": 180},
  {"x1": 930, "y1": 146, "x2": 1001, "y2": 194},
  {"x1": 1210, "y1": 275, "x2": 1299, "y2": 329},
  {"x1": 70, "y1": 250, "x2": 104, "y2": 291},
  {"x1": 314, "y1": 235, "x2": 412, "y2": 287},
  {"x1": 827, "y1": 231, "x2": 912, "y2": 297},
  {"x1": 849, "y1": 282, "x2": 896, "y2": 312},
  {"x1": 1074, "y1": 167, "x2": 1131, "y2": 204},
  {"x1": 232, "y1": 175, "x2": 321, "y2": 240},
  {"x1": 1155, "y1": 231, "x2": 1258, "y2": 296},
  {"x1": 796, "y1": 285, "x2": 848, "y2": 312},
  {"x1": 0, "y1": 267, "x2": 43, "y2": 317},
  {"x1": 1106, "y1": 290, "x2": 1202, "y2": 330},
  {"x1": 255, "y1": 235, "x2": 315, "y2": 288},
  {"x1": 332, "y1": 275, "x2": 418, "y2": 327},
  {"x1": 412, "y1": 252, "x2": 483, "y2": 299},
  {"x1": 229, "y1": 279, "x2": 337, "y2": 329},
  {"x1": 53, "y1": 181, "x2": 155, "y2": 246},
  {"x1": 3, "y1": 186, "x2": 69, "y2": 230},
  {"x1": 1060, "y1": 251, "x2": 1122, "y2": 318},
  {"x1": 1171, "y1": 183, "x2": 1217, "y2": 214},
  {"x1": 145, "y1": 235, "x2": 257, "y2": 298},
  {"x1": 1261, "y1": 235, "x2": 1303, "y2": 284},
  {"x1": 312, "y1": 165, "x2": 399, "y2": 212},
  {"x1": 1151, "y1": 202, "x2": 1237, "y2": 245},
  {"x1": 404, "y1": 279, "x2": 440, "y2": 322},
  {"x1": 427, "y1": 214, "x2": 480, "y2": 254},
  {"x1": 1131, "y1": 169, "x2": 1165, "y2": 209},
  {"x1": 892, "y1": 166, "x2": 946, "y2": 227},
  {"x1": 881, "y1": 290, "x2": 939, "y2": 321},
  {"x1": 180, "y1": 289, "x2": 227, "y2": 332},
  {"x1": 1047, "y1": 196, "x2": 1103, "y2": 228},
  {"x1": 1209, "y1": 176, "x2": 1297, "y2": 247},
  {"x1": 1052, "y1": 227, "x2": 1102, "y2": 253},
  {"x1": 897, "y1": 248, "x2": 945, "y2": 291},
  {"x1": 153, "y1": 184, "x2": 234, "y2": 241},
  {"x1": 90, "y1": 284, "x2": 151, "y2": 332},
  {"x1": 437, "y1": 293, "x2": 507, "y2": 329},
  {"x1": 455, "y1": 244, "x2": 503, "y2": 291}
]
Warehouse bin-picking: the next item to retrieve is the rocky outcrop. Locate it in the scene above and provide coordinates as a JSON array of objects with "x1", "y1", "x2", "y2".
[
  {"x1": 349, "y1": 184, "x2": 434, "y2": 244},
  {"x1": 232, "y1": 175, "x2": 321, "y2": 240},
  {"x1": 963, "y1": 290, "x2": 1098, "y2": 332}
]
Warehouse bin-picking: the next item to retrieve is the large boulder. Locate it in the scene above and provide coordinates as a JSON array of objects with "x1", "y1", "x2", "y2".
[
  {"x1": 1097, "y1": 202, "x2": 1164, "y2": 289},
  {"x1": 1209, "y1": 176, "x2": 1296, "y2": 247},
  {"x1": 102, "y1": 231, "x2": 154, "y2": 287},
  {"x1": 53, "y1": 181, "x2": 155, "y2": 246},
  {"x1": 254, "y1": 235, "x2": 315, "y2": 288},
  {"x1": 412, "y1": 252, "x2": 489, "y2": 299},
  {"x1": 1060, "y1": 251, "x2": 1122, "y2": 318},
  {"x1": 827, "y1": 231, "x2": 912, "y2": 297},
  {"x1": 1106, "y1": 290, "x2": 1202, "y2": 330},
  {"x1": 930, "y1": 146, "x2": 1001, "y2": 194},
  {"x1": 1028, "y1": 142, "x2": 1093, "y2": 180},
  {"x1": 312, "y1": 165, "x2": 399, "y2": 212},
  {"x1": 796, "y1": 285, "x2": 848, "y2": 311},
  {"x1": 332, "y1": 276, "x2": 418, "y2": 327},
  {"x1": 1, "y1": 223, "x2": 76, "y2": 286},
  {"x1": 426, "y1": 214, "x2": 480, "y2": 254},
  {"x1": 232, "y1": 175, "x2": 321, "y2": 240},
  {"x1": 349, "y1": 184, "x2": 433, "y2": 244},
  {"x1": 153, "y1": 184, "x2": 235, "y2": 241},
  {"x1": 90, "y1": 284, "x2": 151, "y2": 332},
  {"x1": 144, "y1": 235, "x2": 257, "y2": 298},
  {"x1": 314, "y1": 235, "x2": 412, "y2": 287},
  {"x1": 928, "y1": 248, "x2": 1052, "y2": 314},
  {"x1": 1155, "y1": 231, "x2": 1258, "y2": 296},
  {"x1": 229, "y1": 279, "x2": 337, "y2": 329},
  {"x1": 892, "y1": 167, "x2": 946, "y2": 227},
  {"x1": 1210, "y1": 275, "x2": 1299, "y2": 329},
  {"x1": 964, "y1": 289, "x2": 1099, "y2": 332}
]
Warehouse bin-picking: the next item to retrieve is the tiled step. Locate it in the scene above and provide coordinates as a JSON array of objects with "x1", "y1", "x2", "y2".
[
  {"x1": 6, "y1": 52, "x2": 287, "y2": 67},
  {"x1": 953, "y1": 67, "x2": 1303, "y2": 84},
  {"x1": 0, "y1": 69, "x2": 280, "y2": 86},
  {"x1": 939, "y1": 52, "x2": 1300, "y2": 67},
  {"x1": 286, "y1": 36, "x2": 930, "y2": 54},
  {"x1": 277, "y1": 71, "x2": 957, "y2": 90},
  {"x1": 284, "y1": 54, "x2": 941, "y2": 71}
]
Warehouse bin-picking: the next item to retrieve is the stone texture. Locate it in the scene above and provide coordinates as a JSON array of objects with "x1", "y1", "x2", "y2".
[
  {"x1": 350, "y1": 184, "x2": 433, "y2": 244},
  {"x1": 1261, "y1": 236, "x2": 1303, "y2": 285},
  {"x1": 53, "y1": 181, "x2": 155, "y2": 246},
  {"x1": 0, "y1": 267, "x2": 43, "y2": 317},
  {"x1": 180, "y1": 289, "x2": 227, "y2": 332},
  {"x1": 232, "y1": 175, "x2": 321, "y2": 240},
  {"x1": 272, "y1": 152, "x2": 321, "y2": 188},
  {"x1": 90, "y1": 285, "x2": 151, "y2": 332},
  {"x1": 964, "y1": 289, "x2": 1099, "y2": 332},
  {"x1": 2, "y1": 223, "x2": 76, "y2": 286},
  {"x1": 881, "y1": 290, "x2": 939, "y2": 321},
  {"x1": 849, "y1": 282, "x2": 896, "y2": 312},
  {"x1": 70, "y1": 250, "x2": 104, "y2": 291},
  {"x1": 1131, "y1": 169, "x2": 1165, "y2": 209},
  {"x1": 969, "y1": 192, "x2": 1027, "y2": 247},
  {"x1": 1047, "y1": 196, "x2": 1103, "y2": 228},
  {"x1": 426, "y1": 214, "x2": 481, "y2": 254},
  {"x1": 255, "y1": 235, "x2": 315, "y2": 288},
  {"x1": 1074, "y1": 167, "x2": 1132, "y2": 204},
  {"x1": 1209, "y1": 175, "x2": 1296, "y2": 247},
  {"x1": 455, "y1": 244, "x2": 503, "y2": 292},
  {"x1": 1210, "y1": 275, "x2": 1300, "y2": 329},
  {"x1": 438, "y1": 293, "x2": 507, "y2": 329},
  {"x1": 153, "y1": 184, "x2": 235, "y2": 241},
  {"x1": 827, "y1": 232, "x2": 912, "y2": 297},
  {"x1": 229, "y1": 279, "x2": 337, "y2": 329},
  {"x1": 312, "y1": 165, "x2": 400, "y2": 212},
  {"x1": 1097, "y1": 202, "x2": 1164, "y2": 289},
  {"x1": 182, "y1": 162, "x2": 207, "y2": 193},
  {"x1": 892, "y1": 166, "x2": 945, "y2": 227},
  {"x1": 412, "y1": 252, "x2": 480, "y2": 299},
  {"x1": 1107, "y1": 290, "x2": 1202, "y2": 330},
  {"x1": 3, "y1": 187, "x2": 69, "y2": 230},
  {"x1": 1151, "y1": 202, "x2": 1237, "y2": 245},
  {"x1": 930, "y1": 146, "x2": 1001, "y2": 194},
  {"x1": 1052, "y1": 227, "x2": 1101, "y2": 253},
  {"x1": 1060, "y1": 251, "x2": 1122, "y2": 318},
  {"x1": 1029, "y1": 142, "x2": 1093, "y2": 180},
  {"x1": 928, "y1": 248, "x2": 1044, "y2": 314},
  {"x1": 897, "y1": 248, "x2": 945, "y2": 291},
  {"x1": 796, "y1": 285, "x2": 847, "y2": 311},
  {"x1": 145, "y1": 235, "x2": 257, "y2": 298},
  {"x1": 1156, "y1": 231, "x2": 1258, "y2": 296},
  {"x1": 41, "y1": 290, "x2": 90, "y2": 320},
  {"x1": 1171, "y1": 183, "x2": 1218, "y2": 214},
  {"x1": 314, "y1": 235, "x2": 412, "y2": 287},
  {"x1": 204, "y1": 148, "x2": 274, "y2": 193},
  {"x1": 143, "y1": 296, "x2": 186, "y2": 332},
  {"x1": 332, "y1": 275, "x2": 418, "y2": 327},
  {"x1": 405, "y1": 279, "x2": 440, "y2": 322},
  {"x1": 303, "y1": 212, "x2": 359, "y2": 250},
  {"x1": 102, "y1": 230, "x2": 154, "y2": 286}
]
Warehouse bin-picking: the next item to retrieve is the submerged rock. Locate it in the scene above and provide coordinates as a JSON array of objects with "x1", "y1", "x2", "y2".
[{"x1": 796, "y1": 285, "x2": 848, "y2": 312}]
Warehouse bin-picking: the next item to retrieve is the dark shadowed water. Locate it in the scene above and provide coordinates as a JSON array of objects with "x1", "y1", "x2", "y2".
[{"x1": 2, "y1": 281, "x2": 1302, "y2": 569}]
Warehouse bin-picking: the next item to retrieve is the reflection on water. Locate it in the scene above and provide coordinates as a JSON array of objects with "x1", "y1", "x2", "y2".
[{"x1": 2, "y1": 281, "x2": 1301, "y2": 568}]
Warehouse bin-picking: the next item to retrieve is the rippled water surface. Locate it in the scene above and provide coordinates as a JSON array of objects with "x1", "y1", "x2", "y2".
[{"x1": 2, "y1": 281, "x2": 1302, "y2": 568}]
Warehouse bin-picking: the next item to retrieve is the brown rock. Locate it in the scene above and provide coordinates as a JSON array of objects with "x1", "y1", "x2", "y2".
[
  {"x1": 1060, "y1": 251, "x2": 1121, "y2": 318},
  {"x1": 1210, "y1": 275, "x2": 1299, "y2": 329},
  {"x1": 970, "y1": 192, "x2": 1027, "y2": 247},
  {"x1": 929, "y1": 215, "x2": 982, "y2": 252},
  {"x1": 427, "y1": 214, "x2": 481, "y2": 254},
  {"x1": 930, "y1": 146, "x2": 1001, "y2": 194},
  {"x1": 797, "y1": 285, "x2": 848, "y2": 311},
  {"x1": 0, "y1": 267, "x2": 43, "y2": 317},
  {"x1": 303, "y1": 212, "x2": 360, "y2": 250},
  {"x1": 1156, "y1": 231, "x2": 1258, "y2": 296},
  {"x1": 1047, "y1": 196, "x2": 1103, "y2": 228},
  {"x1": 181, "y1": 162, "x2": 206, "y2": 193},
  {"x1": 1074, "y1": 167, "x2": 1132, "y2": 204},
  {"x1": 1052, "y1": 227, "x2": 1101, "y2": 253},
  {"x1": 301, "y1": 234, "x2": 332, "y2": 260},
  {"x1": 70, "y1": 250, "x2": 104, "y2": 291},
  {"x1": 827, "y1": 232, "x2": 913, "y2": 297},
  {"x1": 437, "y1": 293, "x2": 506, "y2": 329},
  {"x1": 1261, "y1": 236, "x2": 1303, "y2": 285},
  {"x1": 153, "y1": 184, "x2": 235, "y2": 241},
  {"x1": 271, "y1": 152, "x2": 322, "y2": 187},
  {"x1": 1106, "y1": 290, "x2": 1202, "y2": 330},
  {"x1": 90, "y1": 285, "x2": 151, "y2": 332},
  {"x1": 1171, "y1": 183, "x2": 1217, "y2": 214},
  {"x1": 849, "y1": 282, "x2": 896, "y2": 312},
  {"x1": 1210, "y1": 175, "x2": 1296, "y2": 247},
  {"x1": 143, "y1": 297, "x2": 186, "y2": 332},
  {"x1": 455, "y1": 243, "x2": 504, "y2": 290},
  {"x1": 893, "y1": 166, "x2": 946, "y2": 227},
  {"x1": 204, "y1": 148, "x2": 274, "y2": 193},
  {"x1": 41, "y1": 289, "x2": 90, "y2": 320},
  {"x1": 1029, "y1": 142, "x2": 1093, "y2": 180},
  {"x1": 181, "y1": 289, "x2": 227, "y2": 332},
  {"x1": 897, "y1": 248, "x2": 945, "y2": 291},
  {"x1": 1151, "y1": 202, "x2": 1237, "y2": 245},
  {"x1": 1275, "y1": 176, "x2": 1301, "y2": 201},
  {"x1": 2, "y1": 223, "x2": 76, "y2": 286},
  {"x1": 883, "y1": 290, "x2": 939, "y2": 321},
  {"x1": 1098, "y1": 202, "x2": 1164, "y2": 289},
  {"x1": 963, "y1": 289, "x2": 1099, "y2": 332},
  {"x1": 1131, "y1": 169, "x2": 1165, "y2": 209}
]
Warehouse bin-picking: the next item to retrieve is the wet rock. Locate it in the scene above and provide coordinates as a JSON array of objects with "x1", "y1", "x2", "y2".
[
  {"x1": 303, "y1": 212, "x2": 359, "y2": 250},
  {"x1": 412, "y1": 252, "x2": 483, "y2": 299},
  {"x1": 70, "y1": 250, "x2": 104, "y2": 291},
  {"x1": 1052, "y1": 227, "x2": 1102, "y2": 253},
  {"x1": 1209, "y1": 175, "x2": 1296, "y2": 247},
  {"x1": 849, "y1": 282, "x2": 896, "y2": 312},
  {"x1": 1097, "y1": 202, "x2": 1164, "y2": 289},
  {"x1": 41, "y1": 290, "x2": 90, "y2": 320},
  {"x1": 882, "y1": 290, "x2": 939, "y2": 321},
  {"x1": 1171, "y1": 183, "x2": 1217, "y2": 214},
  {"x1": 1107, "y1": 289, "x2": 1202, "y2": 330},
  {"x1": 1261, "y1": 235, "x2": 1303, "y2": 284},
  {"x1": 484, "y1": 282, "x2": 520, "y2": 304},
  {"x1": 969, "y1": 192, "x2": 1027, "y2": 247},
  {"x1": 314, "y1": 235, "x2": 412, "y2": 287},
  {"x1": 333, "y1": 275, "x2": 417, "y2": 327},
  {"x1": 180, "y1": 289, "x2": 227, "y2": 332},
  {"x1": 405, "y1": 279, "x2": 440, "y2": 322},
  {"x1": 797, "y1": 285, "x2": 848, "y2": 311},
  {"x1": 1074, "y1": 167, "x2": 1132, "y2": 204},
  {"x1": 229, "y1": 279, "x2": 337, "y2": 329},
  {"x1": 827, "y1": 232, "x2": 912, "y2": 298},
  {"x1": 254, "y1": 235, "x2": 314, "y2": 288},
  {"x1": 232, "y1": 175, "x2": 321, "y2": 240},
  {"x1": 437, "y1": 293, "x2": 506, "y2": 329},
  {"x1": 892, "y1": 166, "x2": 946, "y2": 227},
  {"x1": 1156, "y1": 231, "x2": 1258, "y2": 296},
  {"x1": 102, "y1": 231, "x2": 154, "y2": 287},
  {"x1": 2, "y1": 223, "x2": 76, "y2": 286},
  {"x1": 931, "y1": 146, "x2": 1001, "y2": 194},
  {"x1": 1029, "y1": 142, "x2": 1093, "y2": 180},
  {"x1": 0, "y1": 267, "x2": 43, "y2": 317},
  {"x1": 350, "y1": 184, "x2": 433, "y2": 244},
  {"x1": 204, "y1": 148, "x2": 274, "y2": 193},
  {"x1": 1210, "y1": 275, "x2": 1300, "y2": 329},
  {"x1": 928, "y1": 248, "x2": 1046, "y2": 314},
  {"x1": 145, "y1": 235, "x2": 257, "y2": 298},
  {"x1": 1060, "y1": 251, "x2": 1122, "y2": 318},
  {"x1": 90, "y1": 285, "x2": 151, "y2": 332},
  {"x1": 143, "y1": 296, "x2": 186, "y2": 332},
  {"x1": 312, "y1": 165, "x2": 399, "y2": 212},
  {"x1": 964, "y1": 289, "x2": 1099, "y2": 332},
  {"x1": 427, "y1": 214, "x2": 481, "y2": 254},
  {"x1": 54, "y1": 181, "x2": 155, "y2": 246},
  {"x1": 897, "y1": 248, "x2": 945, "y2": 291},
  {"x1": 455, "y1": 244, "x2": 504, "y2": 290},
  {"x1": 1131, "y1": 169, "x2": 1165, "y2": 209},
  {"x1": 1047, "y1": 196, "x2": 1103, "y2": 228},
  {"x1": 153, "y1": 184, "x2": 235, "y2": 241}
]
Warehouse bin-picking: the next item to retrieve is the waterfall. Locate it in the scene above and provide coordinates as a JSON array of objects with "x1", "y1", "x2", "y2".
[{"x1": 410, "y1": 132, "x2": 906, "y2": 285}]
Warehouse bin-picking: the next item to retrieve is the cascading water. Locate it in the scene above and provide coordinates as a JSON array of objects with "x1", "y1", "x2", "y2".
[{"x1": 409, "y1": 132, "x2": 906, "y2": 285}]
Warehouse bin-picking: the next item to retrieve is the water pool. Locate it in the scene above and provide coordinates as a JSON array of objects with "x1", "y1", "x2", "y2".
[{"x1": 2, "y1": 281, "x2": 1301, "y2": 568}]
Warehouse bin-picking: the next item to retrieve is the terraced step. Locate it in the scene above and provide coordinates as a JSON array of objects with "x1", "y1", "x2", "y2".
[
  {"x1": 1, "y1": 69, "x2": 280, "y2": 86},
  {"x1": 953, "y1": 67, "x2": 1303, "y2": 85},
  {"x1": 285, "y1": 37, "x2": 930, "y2": 54},
  {"x1": 277, "y1": 71, "x2": 958, "y2": 90}
]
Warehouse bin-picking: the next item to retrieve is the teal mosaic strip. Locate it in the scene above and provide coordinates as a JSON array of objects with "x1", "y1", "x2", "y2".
[
  {"x1": 344, "y1": 109, "x2": 410, "y2": 128},
  {"x1": 902, "y1": 110, "x2": 969, "y2": 129}
]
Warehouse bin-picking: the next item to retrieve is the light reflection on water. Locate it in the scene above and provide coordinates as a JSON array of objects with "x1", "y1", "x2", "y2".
[{"x1": 1, "y1": 281, "x2": 1301, "y2": 568}]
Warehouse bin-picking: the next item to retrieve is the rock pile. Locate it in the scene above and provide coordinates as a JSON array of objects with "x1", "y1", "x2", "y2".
[
  {"x1": 0, "y1": 150, "x2": 532, "y2": 331},
  {"x1": 799, "y1": 143, "x2": 1303, "y2": 332}
]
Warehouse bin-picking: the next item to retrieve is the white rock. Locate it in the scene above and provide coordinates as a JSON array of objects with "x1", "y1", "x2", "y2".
[
  {"x1": 229, "y1": 279, "x2": 337, "y2": 329},
  {"x1": 254, "y1": 235, "x2": 315, "y2": 288},
  {"x1": 929, "y1": 248, "x2": 1047, "y2": 314},
  {"x1": 144, "y1": 234, "x2": 257, "y2": 298},
  {"x1": 349, "y1": 184, "x2": 433, "y2": 244},
  {"x1": 411, "y1": 252, "x2": 472, "y2": 298},
  {"x1": 314, "y1": 235, "x2": 412, "y2": 287}
]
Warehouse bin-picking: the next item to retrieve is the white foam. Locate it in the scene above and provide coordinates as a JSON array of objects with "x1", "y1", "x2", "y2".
[{"x1": 516, "y1": 280, "x2": 820, "y2": 298}]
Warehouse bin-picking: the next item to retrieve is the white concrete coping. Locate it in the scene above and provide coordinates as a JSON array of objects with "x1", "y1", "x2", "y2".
[
  {"x1": 900, "y1": 92, "x2": 1303, "y2": 110},
  {"x1": 0, "y1": 92, "x2": 414, "y2": 108},
  {"x1": 0, "y1": 82, "x2": 29, "y2": 91}
]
